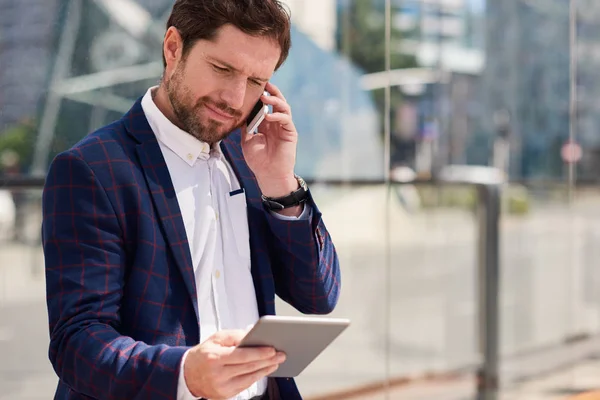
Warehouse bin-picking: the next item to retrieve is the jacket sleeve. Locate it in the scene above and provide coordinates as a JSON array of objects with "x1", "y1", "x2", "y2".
[
  {"x1": 42, "y1": 150, "x2": 188, "y2": 400},
  {"x1": 264, "y1": 191, "x2": 341, "y2": 314}
]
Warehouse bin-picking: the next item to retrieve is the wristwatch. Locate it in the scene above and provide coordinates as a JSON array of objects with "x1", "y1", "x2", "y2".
[{"x1": 261, "y1": 174, "x2": 309, "y2": 211}]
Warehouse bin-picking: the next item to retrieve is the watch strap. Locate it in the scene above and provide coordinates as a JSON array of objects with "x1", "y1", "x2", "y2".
[{"x1": 261, "y1": 175, "x2": 308, "y2": 211}]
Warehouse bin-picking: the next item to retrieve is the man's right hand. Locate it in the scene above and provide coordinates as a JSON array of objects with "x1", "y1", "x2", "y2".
[{"x1": 183, "y1": 329, "x2": 286, "y2": 399}]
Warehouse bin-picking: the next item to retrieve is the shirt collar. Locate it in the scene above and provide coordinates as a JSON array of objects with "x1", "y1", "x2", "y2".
[{"x1": 141, "y1": 86, "x2": 222, "y2": 165}]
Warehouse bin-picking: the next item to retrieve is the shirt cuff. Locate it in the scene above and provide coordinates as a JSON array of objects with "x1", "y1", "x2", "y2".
[
  {"x1": 177, "y1": 349, "x2": 201, "y2": 400},
  {"x1": 269, "y1": 203, "x2": 312, "y2": 221}
]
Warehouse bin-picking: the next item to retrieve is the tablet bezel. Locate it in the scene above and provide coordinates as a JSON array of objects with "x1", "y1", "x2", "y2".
[{"x1": 237, "y1": 315, "x2": 350, "y2": 378}]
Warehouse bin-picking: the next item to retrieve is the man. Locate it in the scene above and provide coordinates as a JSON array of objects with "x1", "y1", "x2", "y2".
[{"x1": 41, "y1": 1, "x2": 341, "y2": 399}]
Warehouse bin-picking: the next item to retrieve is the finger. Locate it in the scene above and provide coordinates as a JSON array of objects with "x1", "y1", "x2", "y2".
[
  {"x1": 226, "y1": 352, "x2": 286, "y2": 378},
  {"x1": 225, "y1": 346, "x2": 277, "y2": 365},
  {"x1": 264, "y1": 113, "x2": 295, "y2": 133},
  {"x1": 261, "y1": 94, "x2": 291, "y2": 116},
  {"x1": 211, "y1": 329, "x2": 248, "y2": 347},
  {"x1": 229, "y1": 363, "x2": 281, "y2": 395},
  {"x1": 265, "y1": 82, "x2": 287, "y2": 103}
]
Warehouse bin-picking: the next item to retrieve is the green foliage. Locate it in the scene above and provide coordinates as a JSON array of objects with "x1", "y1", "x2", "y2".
[
  {"x1": 337, "y1": 0, "x2": 419, "y2": 159},
  {"x1": 0, "y1": 120, "x2": 37, "y2": 173},
  {"x1": 416, "y1": 185, "x2": 531, "y2": 216},
  {"x1": 504, "y1": 185, "x2": 530, "y2": 215},
  {"x1": 337, "y1": 0, "x2": 419, "y2": 74}
]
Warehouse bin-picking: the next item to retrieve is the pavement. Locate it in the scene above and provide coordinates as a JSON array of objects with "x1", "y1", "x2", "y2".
[
  {"x1": 0, "y1": 244, "x2": 55, "y2": 400},
  {"x1": 300, "y1": 336, "x2": 600, "y2": 400},
  {"x1": 315, "y1": 356, "x2": 600, "y2": 400},
  {"x1": 1, "y1": 186, "x2": 600, "y2": 399}
]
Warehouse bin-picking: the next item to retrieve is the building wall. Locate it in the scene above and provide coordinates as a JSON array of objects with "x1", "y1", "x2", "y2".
[
  {"x1": 281, "y1": 0, "x2": 338, "y2": 52},
  {"x1": 481, "y1": 0, "x2": 600, "y2": 180},
  {"x1": 0, "y1": 0, "x2": 60, "y2": 130},
  {"x1": 394, "y1": 0, "x2": 484, "y2": 73}
]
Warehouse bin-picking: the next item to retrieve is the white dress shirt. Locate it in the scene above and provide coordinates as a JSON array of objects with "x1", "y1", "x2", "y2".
[{"x1": 141, "y1": 87, "x2": 308, "y2": 400}]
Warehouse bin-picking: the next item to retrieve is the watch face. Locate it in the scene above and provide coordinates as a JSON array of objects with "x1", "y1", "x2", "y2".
[{"x1": 295, "y1": 174, "x2": 307, "y2": 190}]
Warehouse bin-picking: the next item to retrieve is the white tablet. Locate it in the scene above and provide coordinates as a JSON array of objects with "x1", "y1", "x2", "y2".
[{"x1": 237, "y1": 315, "x2": 350, "y2": 377}]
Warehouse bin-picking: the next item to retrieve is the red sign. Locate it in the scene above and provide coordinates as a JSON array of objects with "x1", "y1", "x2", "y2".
[{"x1": 561, "y1": 141, "x2": 582, "y2": 164}]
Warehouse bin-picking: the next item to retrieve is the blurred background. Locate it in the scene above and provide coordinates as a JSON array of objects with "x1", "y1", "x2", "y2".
[{"x1": 2, "y1": 0, "x2": 600, "y2": 399}]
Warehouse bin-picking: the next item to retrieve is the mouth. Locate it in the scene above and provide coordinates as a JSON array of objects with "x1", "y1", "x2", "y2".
[{"x1": 204, "y1": 103, "x2": 235, "y2": 122}]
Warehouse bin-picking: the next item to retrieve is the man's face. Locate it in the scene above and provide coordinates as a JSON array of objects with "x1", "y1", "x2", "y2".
[{"x1": 163, "y1": 24, "x2": 281, "y2": 144}]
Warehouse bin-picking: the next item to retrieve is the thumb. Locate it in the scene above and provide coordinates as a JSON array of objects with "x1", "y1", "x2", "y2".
[{"x1": 212, "y1": 329, "x2": 248, "y2": 347}]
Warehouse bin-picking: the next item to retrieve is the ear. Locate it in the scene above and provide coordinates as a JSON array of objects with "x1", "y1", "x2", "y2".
[{"x1": 163, "y1": 27, "x2": 184, "y2": 74}]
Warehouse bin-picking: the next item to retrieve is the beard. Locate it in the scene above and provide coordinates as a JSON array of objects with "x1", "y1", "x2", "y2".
[{"x1": 165, "y1": 64, "x2": 243, "y2": 144}]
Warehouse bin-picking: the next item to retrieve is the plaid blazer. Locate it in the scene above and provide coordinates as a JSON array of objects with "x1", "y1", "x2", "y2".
[{"x1": 41, "y1": 98, "x2": 341, "y2": 400}]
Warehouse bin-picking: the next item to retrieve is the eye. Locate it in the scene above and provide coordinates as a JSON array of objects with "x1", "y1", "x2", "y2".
[
  {"x1": 249, "y1": 79, "x2": 262, "y2": 87},
  {"x1": 212, "y1": 64, "x2": 229, "y2": 73}
]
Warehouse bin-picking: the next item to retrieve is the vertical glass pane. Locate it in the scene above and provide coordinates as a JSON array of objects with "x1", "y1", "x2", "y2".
[
  {"x1": 277, "y1": 184, "x2": 391, "y2": 396},
  {"x1": 275, "y1": 0, "x2": 389, "y2": 396},
  {"x1": 6, "y1": 0, "x2": 599, "y2": 398},
  {"x1": 386, "y1": 0, "x2": 485, "y2": 397},
  {"x1": 1, "y1": 0, "x2": 390, "y2": 398},
  {"x1": 389, "y1": 183, "x2": 477, "y2": 375},
  {"x1": 494, "y1": 0, "x2": 600, "y2": 395},
  {"x1": 274, "y1": 0, "x2": 386, "y2": 181},
  {"x1": 0, "y1": 191, "x2": 50, "y2": 397}
]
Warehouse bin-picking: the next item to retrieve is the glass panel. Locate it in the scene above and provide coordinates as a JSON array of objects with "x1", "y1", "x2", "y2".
[
  {"x1": 277, "y1": 183, "x2": 389, "y2": 397},
  {"x1": 1, "y1": 0, "x2": 390, "y2": 398},
  {"x1": 388, "y1": 183, "x2": 477, "y2": 382},
  {"x1": 478, "y1": 0, "x2": 566, "y2": 394},
  {"x1": 0, "y1": 0, "x2": 386, "y2": 182},
  {"x1": 273, "y1": 0, "x2": 388, "y2": 396},
  {"x1": 5, "y1": 0, "x2": 600, "y2": 398},
  {"x1": 495, "y1": 0, "x2": 600, "y2": 394},
  {"x1": 0, "y1": 189, "x2": 54, "y2": 397},
  {"x1": 500, "y1": 184, "x2": 600, "y2": 377}
]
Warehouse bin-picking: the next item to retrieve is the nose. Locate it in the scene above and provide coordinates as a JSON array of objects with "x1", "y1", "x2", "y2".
[{"x1": 219, "y1": 79, "x2": 246, "y2": 111}]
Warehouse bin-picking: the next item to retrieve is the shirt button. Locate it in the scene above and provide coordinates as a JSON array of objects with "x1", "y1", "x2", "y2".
[
  {"x1": 186, "y1": 153, "x2": 193, "y2": 161},
  {"x1": 215, "y1": 211, "x2": 219, "y2": 221},
  {"x1": 215, "y1": 270, "x2": 221, "y2": 279}
]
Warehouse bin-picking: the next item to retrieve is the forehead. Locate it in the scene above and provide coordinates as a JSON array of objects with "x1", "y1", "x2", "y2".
[{"x1": 191, "y1": 24, "x2": 281, "y2": 78}]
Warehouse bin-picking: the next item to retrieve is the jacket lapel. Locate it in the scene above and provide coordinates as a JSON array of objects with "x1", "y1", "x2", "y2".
[
  {"x1": 221, "y1": 131, "x2": 275, "y2": 316},
  {"x1": 124, "y1": 99, "x2": 199, "y2": 322}
]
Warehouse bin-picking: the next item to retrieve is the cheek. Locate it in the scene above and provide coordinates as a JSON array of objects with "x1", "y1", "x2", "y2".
[
  {"x1": 180, "y1": 65, "x2": 214, "y2": 98},
  {"x1": 244, "y1": 86, "x2": 266, "y2": 109}
]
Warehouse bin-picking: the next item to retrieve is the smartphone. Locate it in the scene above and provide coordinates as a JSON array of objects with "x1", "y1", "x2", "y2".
[{"x1": 246, "y1": 91, "x2": 270, "y2": 134}]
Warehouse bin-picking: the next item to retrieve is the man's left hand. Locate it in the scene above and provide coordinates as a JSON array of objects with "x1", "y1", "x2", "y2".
[{"x1": 242, "y1": 82, "x2": 299, "y2": 200}]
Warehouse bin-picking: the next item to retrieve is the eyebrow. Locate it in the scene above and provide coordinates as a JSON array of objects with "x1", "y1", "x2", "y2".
[{"x1": 207, "y1": 56, "x2": 269, "y2": 83}]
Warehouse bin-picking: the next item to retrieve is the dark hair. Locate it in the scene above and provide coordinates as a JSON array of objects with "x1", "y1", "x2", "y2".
[{"x1": 163, "y1": 0, "x2": 292, "y2": 70}]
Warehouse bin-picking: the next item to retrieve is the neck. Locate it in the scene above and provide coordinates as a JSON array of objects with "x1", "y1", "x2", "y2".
[{"x1": 152, "y1": 84, "x2": 184, "y2": 131}]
